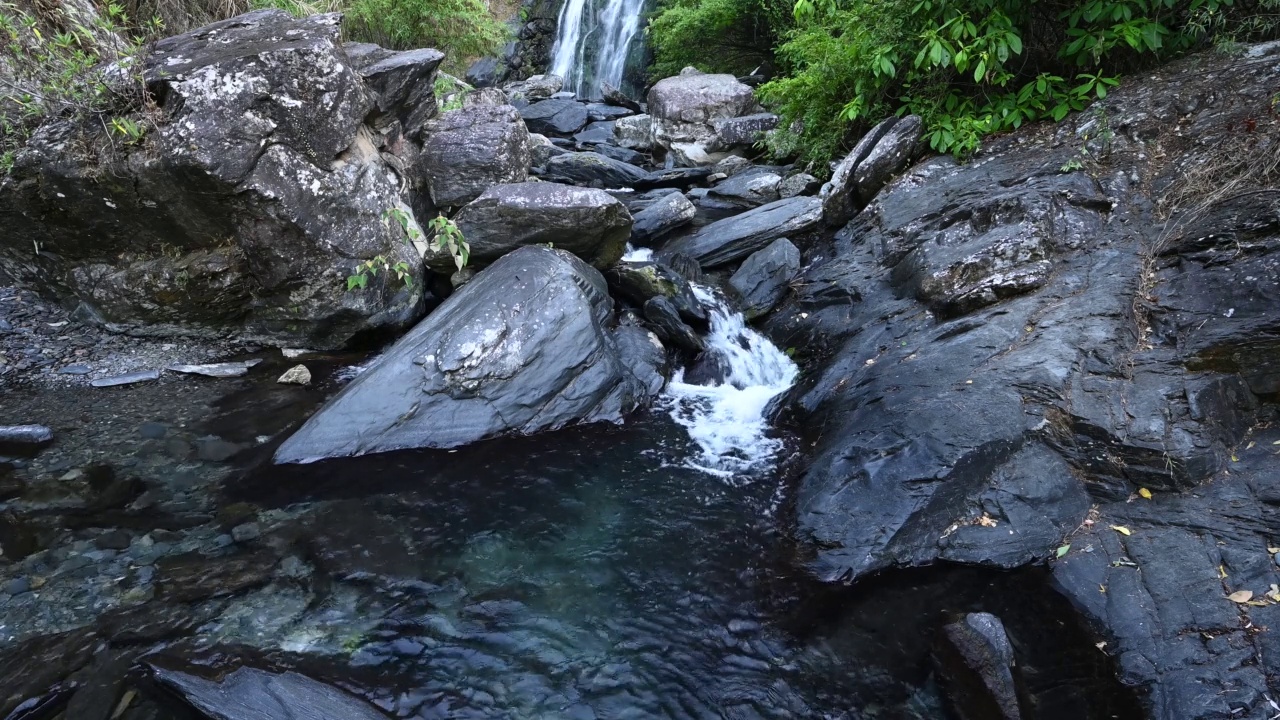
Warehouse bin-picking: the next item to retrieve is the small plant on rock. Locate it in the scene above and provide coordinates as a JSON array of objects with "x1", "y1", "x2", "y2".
[{"x1": 347, "y1": 208, "x2": 470, "y2": 291}]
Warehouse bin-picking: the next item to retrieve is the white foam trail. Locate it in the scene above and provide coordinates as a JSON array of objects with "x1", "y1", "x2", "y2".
[
  {"x1": 622, "y1": 244, "x2": 653, "y2": 262},
  {"x1": 661, "y1": 286, "x2": 798, "y2": 479}
]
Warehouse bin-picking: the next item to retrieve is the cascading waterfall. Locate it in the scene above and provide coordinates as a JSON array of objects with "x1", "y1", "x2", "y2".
[
  {"x1": 549, "y1": 0, "x2": 647, "y2": 99},
  {"x1": 661, "y1": 286, "x2": 799, "y2": 479}
]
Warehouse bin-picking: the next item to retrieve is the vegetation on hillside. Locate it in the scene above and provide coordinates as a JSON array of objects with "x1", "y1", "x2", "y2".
[{"x1": 650, "y1": 0, "x2": 1280, "y2": 166}]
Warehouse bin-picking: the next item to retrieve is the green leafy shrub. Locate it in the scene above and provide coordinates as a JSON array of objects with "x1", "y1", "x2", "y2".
[
  {"x1": 647, "y1": 0, "x2": 794, "y2": 79},
  {"x1": 753, "y1": 0, "x2": 1280, "y2": 166}
]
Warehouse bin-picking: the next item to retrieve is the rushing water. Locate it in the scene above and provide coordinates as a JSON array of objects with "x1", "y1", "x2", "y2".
[{"x1": 549, "y1": 0, "x2": 647, "y2": 99}]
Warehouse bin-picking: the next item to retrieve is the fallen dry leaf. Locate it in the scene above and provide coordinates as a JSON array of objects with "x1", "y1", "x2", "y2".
[
  {"x1": 977, "y1": 514, "x2": 998, "y2": 528},
  {"x1": 1229, "y1": 590, "x2": 1254, "y2": 603},
  {"x1": 1111, "y1": 525, "x2": 1132, "y2": 536},
  {"x1": 1138, "y1": 488, "x2": 1152, "y2": 499}
]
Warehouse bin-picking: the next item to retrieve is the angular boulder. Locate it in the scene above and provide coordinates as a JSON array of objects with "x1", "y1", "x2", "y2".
[
  {"x1": 708, "y1": 167, "x2": 782, "y2": 209},
  {"x1": 504, "y1": 73, "x2": 563, "y2": 103},
  {"x1": 706, "y1": 112, "x2": 779, "y2": 152},
  {"x1": 0, "y1": 10, "x2": 423, "y2": 349},
  {"x1": 275, "y1": 247, "x2": 656, "y2": 462},
  {"x1": 644, "y1": 296, "x2": 704, "y2": 353},
  {"x1": 729, "y1": 237, "x2": 800, "y2": 320},
  {"x1": 819, "y1": 116, "x2": 898, "y2": 227},
  {"x1": 438, "y1": 182, "x2": 632, "y2": 270},
  {"x1": 662, "y1": 196, "x2": 821, "y2": 268},
  {"x1": 934, "y1": 613, "x2": 1025, "y2": 720},
  {"x1": 647, "y1": 69, "x2": 757, "y2": 165},
  {"x1": 418, "y1": 104, "x2": 530, "y2": 208},
  {"x1": 520, "y1": 98, "x2": 589, "y2": 136},
  {"x1": 145, "y1": 663, "x2": 388, "y2": 720},
  {"x1": 630, "y1": 191, "x2": 696, "y2": 246},
  {"x1": 542, "y1": 151, "x2": 650, "y2": 188},
  {"x1": 593, "y1": 143, "x2": 646, "y2": 166},
  {"x1": 606, "y1": 261, "x2": 707, "y2": 328},
  {"x1": 614, "y1": 114, "x2": 653, "y2": 150}
]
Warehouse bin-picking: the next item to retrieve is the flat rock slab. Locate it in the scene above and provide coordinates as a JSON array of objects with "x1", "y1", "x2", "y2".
[
  {"x1": 90, "y1": 370, "x2": 162, "y2": 387},
  {"x1": 146, "y1": 664, "x2": 389, "y2": 720},
  {"x1": 663, "y1": 196, "x2": 821, "y2": 269},
  {"x1": 167, "y1": 360, "x2": 262, "y2": 378},
  {"x1": 0, "y1": 425, "x2": 54, "y2": 457}
]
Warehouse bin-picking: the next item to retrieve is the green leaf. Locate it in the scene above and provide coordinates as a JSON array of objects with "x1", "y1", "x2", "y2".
[{"x1": 1056, "y1": 544, "x2": 1071, "y2": 558}]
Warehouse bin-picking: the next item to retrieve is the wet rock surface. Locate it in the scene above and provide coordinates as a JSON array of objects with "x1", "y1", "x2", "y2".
[
  {"x1": 729, "y1": 238, "x2": 800, "y2": 320},
  {"x1": 445, "y1": 182, "x2": 633, "y2": 270},
  {"x1": 766, "y1": 44, "x2": 1280, "y2": 718},
  {"x1": 275, "y1": 247, "x2": 656, "y2": 462},
  {"x1": 663, "y1": 196, "x2": 822, "y2": 268}
]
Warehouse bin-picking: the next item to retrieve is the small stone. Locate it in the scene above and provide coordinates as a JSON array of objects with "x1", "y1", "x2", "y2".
[
  {"x1": 4, "y1": 577, "x2": 30, "y2": 595},
  {"x1": 230, "y1": 522, "x2": 261, "y2": 543},
  {"x1": 59, "y1": 469, "x2": 84, "y2": 481},
  {"x1": 281, "y1": 348, "x2": 314, "y2": 359},
  {"x1": 277, "y1": 364, "x2": 312, "y2": 385},
  {"x1": 727, "y1": 619, "x2": 761, "y2": 635},
  {"x1": 91, "y1": 369, "x2": 162, "y2": 387},
  {"x1": 450, "y1": 268, "x2": 476, "y2": 288},
  {"x1": 213, "y1": 534, "x2": 235, "y2": 548},
  {"x1": 278, "y1": 555, "x2": 311, "y2": 579},
  {"x1": 196, "y1": 436, "x2": 241, "y2": 462},
  {"x1": 167, "y1": 360, "x2": 261, "y2": 378},
  {"x1": 58, "y1": 364, "x2": 92, "y2": 375}
]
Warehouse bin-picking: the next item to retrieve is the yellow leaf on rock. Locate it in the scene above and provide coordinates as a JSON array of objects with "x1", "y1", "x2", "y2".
[
  {"x1": 1219, "y1": 565, "x2": 1228, "y2": 579},
  {"x1": 1229, "y1": 590, "x2": 1254, "y2": 603},
  {"x1": 1111, "y1": 525, "x2": 1132, "y2": 536},
  {"x1": 1268, "y1": 548, "x2": 1280, "y2": 555},
  {"x1": 1138, "y1": 488, "x2": 1152, "y2": 499}
]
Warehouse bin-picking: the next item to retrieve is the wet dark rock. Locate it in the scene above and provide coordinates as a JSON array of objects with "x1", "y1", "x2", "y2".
[
  {"x1": 665, "y1": 253, "x2": 704, "y2": 284},
  {"x1": 601, "y1": 81, "x2": 642, "y2": 114},
  {"x1": 573, "y1": 120, "x2": 616, "y2": 146},
  {"x1": 0, "y1": 628, "x2": 99, "y2": 717},
  {"x1": 683, "y1": 350, "x2": 731, "y2": 386},
  {"x1": 275, "y1": 247, "x2": 657, "y2": 461},
  {"x1": 542, "y1": 151, "x2": 650, "y2": 188},
  {"x1": 644, "y1": 296, "x2": 704, "y2": 354},
  {"x1": 445, "y1": 182, "x2": 632, "y2": 270},
  {"x1": 0, "y1": 424, "x2": 53, "y2": 456},
  {"x1": 729, "y1": 238, "x2": 800, "y2": 320},
  {"x1": 97, "y1": 602, "x2": 222, "y2": 644},
  {"x1": 528, "y1": 133, "x2": 569, "y2": 166},
  {"x1": 231, "y1": 522, "x2": 261, "y2": 543},
  {"x1": 593, "y1": 143, "x2": 646, "y2": 166},
  {"x1": 708, "y1": 167, "x2": 782, "y2": 209},
  {"x1": 144, "y1": 663, "x2": 390, "y2": 720},
  {"x1": 630, "y1": 192, "x2": 696, "y2": 246},
  {"x1": 853, "y1": 114, "x2": 923, "y2": 205},
  {"x1": 766, "y1": 44, "x2": 1280, "y2": 719},
  {"x1": 779, "y1": 172, "x2": 820, "y2": 198},
  {"x1": 934, "y1": 613, "x2": 1024, "y2": 720},
  {"x1": 156, "y1": 549, "x2": 277, "y2": 601},
  {"x1": 614, "y1": 323, "x2": 669, "y2": 396},
  {"x1": 0, "y1": 512, "x2": 43, "y2": 560},
  {"x1": 662, "y1": 196, "x2": 821, "y2": 269},
  {"x1": 586, "y1": 103, "x2": 634, "y2": 122},
  {"x1": 4, "y1": 576, "x2": 31, "y2": 595},
  {"x1": 644, "y1": 166, "x2": 715, "y2": 189},
  {"x1": 818, "y1": 116, "x2": 898, "y2": 227},
  {"x1": 465, "y1": 55, "x2": 504, "y2": 88},
  {"x1": 355, "y1": 47, "x2": 444, "y2": 139},
  {"x1": 196, "y1": 436, "x2": 242, "y2": 462},
  {"x1": 0, "y1": 10, "x2": 424, "y2": 349},
  {"x1": 520, "y1": 98, "x2": 589, "y2": 136},
  {"x1": 606, "y1": 262, "x2": 708, "y2": 328},
  {"x1": 64, "y1": 649, "x2": 135, "y2": 720},
  {"x1": 418, "y1": 104, "x2": 531, "y2": 208}
]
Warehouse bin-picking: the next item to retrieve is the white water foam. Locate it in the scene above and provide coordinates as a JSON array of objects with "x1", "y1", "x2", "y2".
[
  {"x1": 661, "y1": 286, "x2": 798, "y2": 479},
  {"x1": 622, "y1": 244, "x2": 653, "y2": 262}
]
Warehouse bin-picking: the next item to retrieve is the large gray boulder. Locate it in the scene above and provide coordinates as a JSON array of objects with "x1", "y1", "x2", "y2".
[
  {"x1": 647, "y1": 69, "x2": 758, "y2": 166},
  {"x1": 662, "y1": 196, "x2": 821, "y2": 268},
  {"x1": 418, "y1": 104, "x2": 530, "y2": 208},
  {"x1": 0, "y1": 10, "x2": 424, "y2": 349},
  {"x1": 436, "y1": 182, "x2": 632, "y2": 270},
  {"x1": 706, "y1": 112, "x2": 779, "y2": 152},
  {"x1": 274, "y1": 247, "x2": 658, "y2": 462},
  {"x1": 614, "y1": 114, "x2": 653, "y2": 150},
  {"x1": 707, "y1": 167, "x2": 782, "y2": 209},
  {"x1": 729, "y1": 237, "x2": 800, "y2": 320},
  {"x1": 519, "y1": 98, "x2": 589, "y2": 135},
  {"x1": 542, "y1": 151, "x2": 650, "y2": 188}
]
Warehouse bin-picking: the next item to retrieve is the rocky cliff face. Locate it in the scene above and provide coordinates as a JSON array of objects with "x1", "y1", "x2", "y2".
[
  {"x1": 766, "y1": 43, "x2": 1280, "y2": 718},
  {"x1": 0, "y1": 11, "x2": 433, "y2": 350}
]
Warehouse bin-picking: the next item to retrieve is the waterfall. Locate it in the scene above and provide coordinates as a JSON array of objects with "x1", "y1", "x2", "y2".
[
  {"x1": 662, "y1": 286, "x2": 799, "y2": 479},
  {"x1": 549, "y1": 0, "x2": 647, "y2": 100}
]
